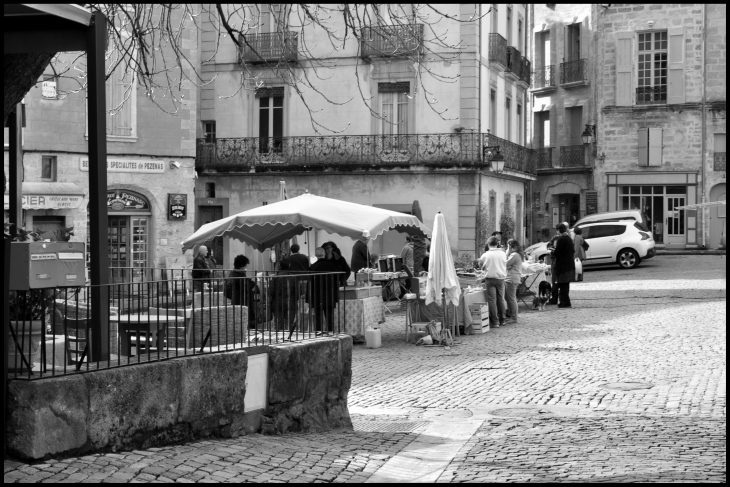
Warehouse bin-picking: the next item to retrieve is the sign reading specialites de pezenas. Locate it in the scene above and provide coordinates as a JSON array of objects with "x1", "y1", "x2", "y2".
[
  {"x1": 168, "y1": 193, "x2": 187, "y2": 220},
  {"x1": 79, "y1": 157, "x2": 165, "y2": 173}
]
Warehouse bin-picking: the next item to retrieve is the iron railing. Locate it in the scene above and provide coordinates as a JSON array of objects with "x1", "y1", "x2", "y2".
[
  {"x1": 7, "y1": 271, "x2": 346, "y2": 380},
  {"x1": 506, "y1": 46, "x2": 524, "y2": 78},
  {"x1": 239, "y1": 31, "x2": 298, "y2": 64},
  {"x1": 360, "y1": 24, "x2": 424, "y2": 58},
  {"x1": 560, "y1": 59, "x2": 588, "y2": 84},
  {"x1": 197, "y1": 133, "x2": 539, "y2": 176},
  {"x1": 485, "y1": 133, "x2": 537, "y2": 175},
  {"x1": 636, "y1": 86, "x2": 666, "y2": 105},
  {"x1": 532, "y1": 65, "x2": 556, "y2": 90},
  {"x1": 559, "y1": 145, "x2": 586, "y2": 167},
  {"x1": 488, "y1": 33, "x2": 508, "y2": 67},
  {"x1": 521, "y1": 56, "x2": 531, "y2": 86},
  {"x1": 714, "y1": 152, "x2": 726, "y2": 171},
  {"x1": 535, "y1": 148, "x2": 554, "y2": 168}
]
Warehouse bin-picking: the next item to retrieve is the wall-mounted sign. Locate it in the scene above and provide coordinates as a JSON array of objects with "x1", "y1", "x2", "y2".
[
  {"x1": 107, "y1": 190, "x2": 150, "y2": 212},
  {"x1": 168, "y1": 194, "x2": 187, "y2": 220},
  {"x1": 585, "y1": 191, "x2": 598, "y2": 215},
  {"x1": 80, "y1": 157, "x2": 165, "y2": 174},
  {"x1": 4, "y1": 194, "x2": 84, "y2": 210}
]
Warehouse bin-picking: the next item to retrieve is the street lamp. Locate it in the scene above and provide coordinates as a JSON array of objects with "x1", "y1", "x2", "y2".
[
  {"x1": 484, "y1": 145, "x2": 505, "y2": 173},
  {"x1": 581, "y1": 124, "x2": 596, "y2": 145}
]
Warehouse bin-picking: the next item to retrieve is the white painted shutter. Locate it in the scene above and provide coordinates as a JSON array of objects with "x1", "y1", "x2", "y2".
[
  {"x1": 667, "y1": 27, "x2": 685, "y2": 105},
  {"x1": 615, "y1": 32, "x2": 633, "y2": 107},
  {"x1": 638, "y1": 128, "x2": 648, "y2": 167},
  {"x1": 649, "y1": 128, "x2": 663, "y2": 166}
]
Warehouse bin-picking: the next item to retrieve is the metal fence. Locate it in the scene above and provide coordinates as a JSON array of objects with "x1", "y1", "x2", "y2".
[
  {"x1": 636, "y1": 86, "x2": 666, "y2": 105},
  {"x1": 560, "y1": 59, "x2": 588, "y2": 84},
  {"x1": 239, "y1": 31, "x2": 298, "y2": 63},
  {"x1": 488, "y1": 33, "x2": 508, "y2": 67},
  {"x1": 535, "y1": 147, "x2": 554, "y2": 168},
  {"x1": 360, "y1": 24, "x2": 423, "y2": 58},
  {"x1": 559, "y1": 145, "x2": 586, "y2": 167},
  {"x1": 7, "y1": 271, "x2": 346, "y2": 380},
  {"x1": 532, "y1": 65, "x2": 556, "y2": 90}
]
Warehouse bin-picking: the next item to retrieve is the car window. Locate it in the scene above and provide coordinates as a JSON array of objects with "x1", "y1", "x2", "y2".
[
  {"x1": 586, "y1": 224, "x2": 626, "y2": 239},
  {"x1": 574, "y1": 226, "x2": 589, "y2": 239},
  {"x1": 634, "y1": 221, "x2": 649, "y2": 232}
]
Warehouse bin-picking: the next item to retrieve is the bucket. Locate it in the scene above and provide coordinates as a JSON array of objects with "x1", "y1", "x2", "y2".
[{"x1": 365, "y1": 327, "x2": 382, "y2": 349}]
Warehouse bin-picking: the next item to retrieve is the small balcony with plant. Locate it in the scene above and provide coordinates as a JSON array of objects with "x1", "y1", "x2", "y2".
[{"x1": 360, "y1": 24, "x2": 424, "y2": 59}]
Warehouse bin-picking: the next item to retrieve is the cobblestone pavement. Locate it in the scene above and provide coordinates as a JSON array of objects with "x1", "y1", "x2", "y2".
[{"x1": 4, "y1": 255, "x2": 726, "y2": 483}]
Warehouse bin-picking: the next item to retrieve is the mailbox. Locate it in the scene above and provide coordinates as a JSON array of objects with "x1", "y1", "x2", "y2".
[
  {"x1": 57, "y1": 242, "x2": 86, "y2": 287},
  {"x1": 9, "y1": 242, "x2": 59, "y2": 290}
]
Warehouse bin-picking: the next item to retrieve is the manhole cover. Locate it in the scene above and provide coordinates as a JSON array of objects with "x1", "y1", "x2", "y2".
[
  {"x1": 352, "y1": 421, "x2": 429, "y2": 433},
  {"x1": 599, "y1": 382, "x2": 655, "y2": 391},
  {"x1": 489, "y1": 407, "x2": 552, "y2": 418},
  {"x1": 423, "y1": 409, "x2": 473, "y2": 420}
]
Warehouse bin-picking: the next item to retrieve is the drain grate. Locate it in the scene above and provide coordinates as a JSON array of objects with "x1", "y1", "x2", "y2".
[
  {"x1": 352, "y1": 421, "x2": 430, "y2": 433},
  {"x1": 599, "y1": 382, "x2": 655, "y2": 391}
]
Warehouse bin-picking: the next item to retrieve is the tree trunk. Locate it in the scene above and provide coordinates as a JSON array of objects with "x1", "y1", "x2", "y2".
[
  {"x1": 411, "y1": 200, "x2": 426, "y2": 273},
  {"x1": 4, "y1": 53, "x2": 56, "y2": 126}
]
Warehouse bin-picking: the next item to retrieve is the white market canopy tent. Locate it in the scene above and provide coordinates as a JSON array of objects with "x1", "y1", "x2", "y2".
[
  {"x1": 675, "y1": 200, "x2": 726, "y2": 210},
  {"x1": 181, "y1": 193, "x2": 432, "y2": 252}
]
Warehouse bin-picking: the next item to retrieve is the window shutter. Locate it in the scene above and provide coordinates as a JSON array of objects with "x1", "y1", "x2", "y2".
[
  {"x1": 667, "y1": 27, "x2": 685, "y2": 105},
  {"x1": 638, "y1": 128, "x2": 648, "y2": 166},
  {"x1": 649, "y1": 128, "x2": 663, "y2": 166},
  {"x1": 615, "y1": 32, "x2": 633, "y2": 106},
  {"x1": 581, "y1": 17, "x2": 589, "y2": 60}
]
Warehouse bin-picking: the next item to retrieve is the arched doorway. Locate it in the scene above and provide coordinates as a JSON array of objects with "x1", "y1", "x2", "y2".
[{"x1": 709, "y1": 183, "x2": 725, "y2": 249}]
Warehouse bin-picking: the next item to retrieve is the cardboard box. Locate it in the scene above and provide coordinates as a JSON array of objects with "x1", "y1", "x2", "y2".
[{"x1": 467, "y1": 303, "x2": 489, "y2": 333}]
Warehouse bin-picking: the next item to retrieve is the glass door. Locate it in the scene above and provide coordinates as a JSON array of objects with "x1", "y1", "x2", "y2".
[
  {"x1": 108, "y1": 216, "x2": 129, "y2": 282},
  {"x1": 665, "y1": 195, "x2": 686, "y2": 246},
  {"x1": 131, "y1": 217, "x2": 149, "y2": 283}
]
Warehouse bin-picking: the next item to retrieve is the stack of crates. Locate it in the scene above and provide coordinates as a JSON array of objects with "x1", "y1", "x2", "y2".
[{"x1": 468, "y1": 302, "x2": 490, "y2": 334}]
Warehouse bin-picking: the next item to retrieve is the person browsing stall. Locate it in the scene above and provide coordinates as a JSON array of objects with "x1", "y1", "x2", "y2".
[
  {"x1": 323, "y1": 242, "x2": 351, "y2": 286},
  {"x1": 308, "y1": 247, "x2": 339, "y2": 334},
  {"x1": 350, "y1": 237, "x2": 369, "y2": 275},
  {"x1": 286, "y1": 243, "x2": 310, "y2": 272},
  {"x1": 480, "y1": 236, "x2": 507, "y2": 328}
]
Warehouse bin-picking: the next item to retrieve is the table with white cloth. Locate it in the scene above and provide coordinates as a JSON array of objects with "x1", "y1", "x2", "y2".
[{"x1": 334, "y1": 296, "x2": 386, "y2": 337}]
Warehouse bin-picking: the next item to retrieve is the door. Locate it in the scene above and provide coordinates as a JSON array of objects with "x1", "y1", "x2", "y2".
[
  {"x1": 108, "y1": 216, "x2": 129, "y2": 281},
  {"x1": 709, "y1": 184, "x2": 726, "y2": 249},
  {"x1": 585, "y1": 224, "x2": 625, "y2": 263},
  {"x1": 665, "y1": 195, "x2": 686, "y2": 246},
  {"x1": 199, "y1": 206, "x2": 224, "y2": 268}
]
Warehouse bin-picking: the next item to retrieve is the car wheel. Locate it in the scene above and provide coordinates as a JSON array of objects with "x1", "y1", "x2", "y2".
[{"x1": 617, "y1": 248, "x2": 640, "y2": 269}]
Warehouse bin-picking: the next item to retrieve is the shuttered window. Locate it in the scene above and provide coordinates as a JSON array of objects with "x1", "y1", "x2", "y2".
[
  {"x1": 638, "y1": 128, "x2": 663, "y2": 167},
  {"x1": 638, "y1": 128, "x2": 648, "y2": 167},
  {"x1": 106, "y1": 67, "x2": 133, "y2": 137},
  {"x1": 667, "y1": 27, "x2": 685, "y2": 104},
  {"x1": 615, "y1": 32, "x2": 633, "y2": 106}
]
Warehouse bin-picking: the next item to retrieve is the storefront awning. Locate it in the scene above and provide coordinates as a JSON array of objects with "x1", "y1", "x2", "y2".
[
  {"x1": 675, "y1": 201, "x2": 726, "y2": 210},
  {"x1": 4, "y1": 182, "x2": 87, "y2": 210}
]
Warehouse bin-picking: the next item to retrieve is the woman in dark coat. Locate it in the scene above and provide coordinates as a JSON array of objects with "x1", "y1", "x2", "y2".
[
  {"x1": 268, "y1": 260, "x2": 297, "y2": 331},
  {"x1": 553, "y1": 222, "x2": 576, "y2": 308},
  {"x1": 192, "y1": 245, "x2": 212, "y2": 292},
  {"x1": 228, "y1": 255, "x2": 259, "y2": 328},
  {"x1": 323, "y1": 241, "x2": 351, "y2": 286}
]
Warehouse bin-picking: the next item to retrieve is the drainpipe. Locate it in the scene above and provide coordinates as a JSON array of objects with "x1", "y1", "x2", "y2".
[{"x1": 700, "y1": 3, "x2": 707, "y2": 247}]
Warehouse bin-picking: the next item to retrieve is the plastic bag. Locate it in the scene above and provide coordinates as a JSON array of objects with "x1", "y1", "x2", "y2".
[{"x1": 574, "y1": 258, "x2": 583, "y2": 282}]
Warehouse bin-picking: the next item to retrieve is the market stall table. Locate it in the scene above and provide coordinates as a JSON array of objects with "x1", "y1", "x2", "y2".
[
  {"x1": 112, "y1": 314, "x2": 186, "y2": 356},
  {"x1": 334, "y1": 286, "x2": 385, "y2": 337}
]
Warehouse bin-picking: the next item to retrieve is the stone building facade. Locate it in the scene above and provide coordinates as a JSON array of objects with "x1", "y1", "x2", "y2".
[
  {"x1": 595, "y1": 4, "x2": 726, "y2": 249},
  {"x1": 3, "y1": 20, "x2": 198, "y2": 277},
  {"x1": 529, "y1": 4, "x2": 596, "y2": 242},
  {"x1": 195, "y1": 4, "x2": 537, "y2": 269}
]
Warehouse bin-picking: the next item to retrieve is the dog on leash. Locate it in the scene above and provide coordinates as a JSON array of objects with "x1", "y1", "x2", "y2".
[{"x1": 532, "y1": 281, "x2": 552, "y2": 310}]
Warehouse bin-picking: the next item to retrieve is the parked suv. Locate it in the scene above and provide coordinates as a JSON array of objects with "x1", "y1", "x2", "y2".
[
  {"x1": 524, "y1": 220, "x2": 655, "y2": 269},
  {"x1": 576, "y1": 220, "x2": 656, "y2": 269}
]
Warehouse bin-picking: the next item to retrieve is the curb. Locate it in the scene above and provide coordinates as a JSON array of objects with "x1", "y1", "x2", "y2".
[{"x1": 655, "y1": 250, "x2": 726, "y2": 256}]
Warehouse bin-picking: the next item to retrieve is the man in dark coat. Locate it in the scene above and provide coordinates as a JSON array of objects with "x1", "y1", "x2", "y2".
[
  {"x1": 228, "y1": 254, "x2": 259, "y2": 328},
  {"x1": 323, "y1": 241, "x2": 351, "y2": 286},
  {"x1": 286, "y1": 243, "x2": 310, "y2": 272},
  {"x1": 307, "y1": 247, "x2": 340, "y2": 333},
  {"x1": 350, "y1": 237, "x2": 369, "y2": 275},
  {"x1": 192, "y1": 245, "x2": 212, "y2": 292},
  {"x1": 553, "y1": 222, "x2": 576, "y2": 308}
]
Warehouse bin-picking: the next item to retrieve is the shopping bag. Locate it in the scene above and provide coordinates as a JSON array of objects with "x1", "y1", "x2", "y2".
[{"x1": 574, "y1": 258, "x2": 583, "y2": 282}]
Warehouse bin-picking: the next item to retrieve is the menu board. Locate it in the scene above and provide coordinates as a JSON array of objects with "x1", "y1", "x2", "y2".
[{"x1": 586, "y1": 191, "x2": 598, "y2": 215}]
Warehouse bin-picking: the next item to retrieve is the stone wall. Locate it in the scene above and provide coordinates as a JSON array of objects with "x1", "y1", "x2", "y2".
[{"x1": 263, "y1": 336, "x2": 353, "y2": 434}]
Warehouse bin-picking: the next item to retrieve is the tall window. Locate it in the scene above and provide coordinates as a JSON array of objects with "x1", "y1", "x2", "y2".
[
  {"x1": 637, "y1": 31, "x2": 667, "y2": 104},
  {"x1": 106, "y1": 65, "x2": 134, "y2": 137},
  {"x1": 566, "y1": 23, "x2": 581, "y2": 62},
  {"x1": 257, "y1": 87, "x2": 284, "y2": 153},
  {"x1": 203, "y1": 121, "x2": 216, "y2": 142},
  {"x1": 516, "y1": 103, "x2": 522, "y2": 145},
  {"x1": 535, "y1": 111, "x2": 550, "y2": 148},
  {"x1": 258, "y1": 3, "x2": 283, "y2": 33},
  {"x1": 506, "y1": 6, "x2": 513, "y2": 45},
  {"x1": 517, "y1": 18, "x2": 523, "y2": 52},
  {"x1": 489, "y1": 89, "x2": 497, "y2": 135},
  {"x1": 41, "y1": 156, "x2": 57, "y2": 181},
  {"x1": 380, "y1": 82, "x2": 409, "y2": 135},
  {"x1": 491, "y1": 4, "x2": 498, "y2": 34},
  {"x1": 505, "y1": 96, "x2": 512, "y2": 140}
]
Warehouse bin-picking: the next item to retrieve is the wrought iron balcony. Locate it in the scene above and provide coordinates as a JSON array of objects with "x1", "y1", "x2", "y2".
[
  {"x1": 360, "y1": 24, "x2": 423, "y2": 58},
  {"x1": 521, "y1": 56, "x2": 531, "y2": 86},
  {"x1": 239, "y1": 31, "x2": 298, "y2": 64},
  {"x1": 559, "y1": 145, "x2": 586, "y2": 167},
  {"x1": 196, "y1": 133, "x2": 538, "y2": 176},
  {"x1": 636, "y1": 86, "x2": 667, "y2": 105},
  {"x1": 488, "y1": 33, "x2": 508, "y2": 68},
  {"x1": 532, "y1": 65, "x2": 556, "y2": 91},
  {"x1": 560, "y1": 59, "x2": 588, "y2": 85},
  {"x1": 535, "y1": 148, "x2": 553, "y2": 168},
  {"x1": 505, "y1": 46, "x2": 524, "y2": 80},
  {"x1": 715, "y1": 152, "x2": 726, "y2": 171}
]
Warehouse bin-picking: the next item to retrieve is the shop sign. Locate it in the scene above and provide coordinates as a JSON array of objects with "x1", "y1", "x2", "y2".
[
  {"x1": 3, "y1": 194, "x2": 84, "y2": 210},
  {"x1": 107, "y1": 190, "x2": 150, "y2": 212},
  {"x1": 168, "y1": 193, "x2": 187, "y2": 220},
  {"x1": 586, "y1": 191, "x2": 598, "y2": 215},
  {"x1": 80, "y1": 157, "x2": 165, "y2": 174}
]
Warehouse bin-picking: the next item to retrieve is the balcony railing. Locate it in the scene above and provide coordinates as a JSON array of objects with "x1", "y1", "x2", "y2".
[
  {"x1": 360, "y1": 24, "x2": 424, "y2": 58},
  {"x1": 197, "y1": 133, "x2": 538, "y2": 176},
  {"x1": 488, "y1": 33, "x2": 508, "y2": 68},
  {"x1": 560, "y1": 59, "x2": 588, "y2": 85},
  {"x1": 506, "y1": 47, "x2": 523, "y2": 76},
  {"x1": 535, "y1": 148, "x2": 553, "y2": 168},
  {"x1": 532, "y1": 65, "x2": 556, "y2": 90},
  {"x1": 521, "y1": 56, "x2": 531, "y2": 86},
  {"x1": 239, "y1": 31, "x2": 298, "y2": 64},
  {"x1": 636, "y1": 86, "x2": 667, "y2": 105},
  {"x1": 559, "y1": 145, "x2": 586, "y2": 167},
  {"x1": 715, "y1": 152, "x2": 726, "y2": 171}
]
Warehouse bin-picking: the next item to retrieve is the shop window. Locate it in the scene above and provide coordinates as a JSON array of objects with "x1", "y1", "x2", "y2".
[
  {"x1": 41, "y1": 155, "x2": 57, "y2": 181},
  {"x1": 714, "y1": 133, "x2": 726, "y2": 171}
]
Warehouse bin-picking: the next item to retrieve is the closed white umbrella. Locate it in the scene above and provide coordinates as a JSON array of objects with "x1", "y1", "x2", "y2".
[{"x1": 425, "y1": 212, "x2": 461, "y2": 307}]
